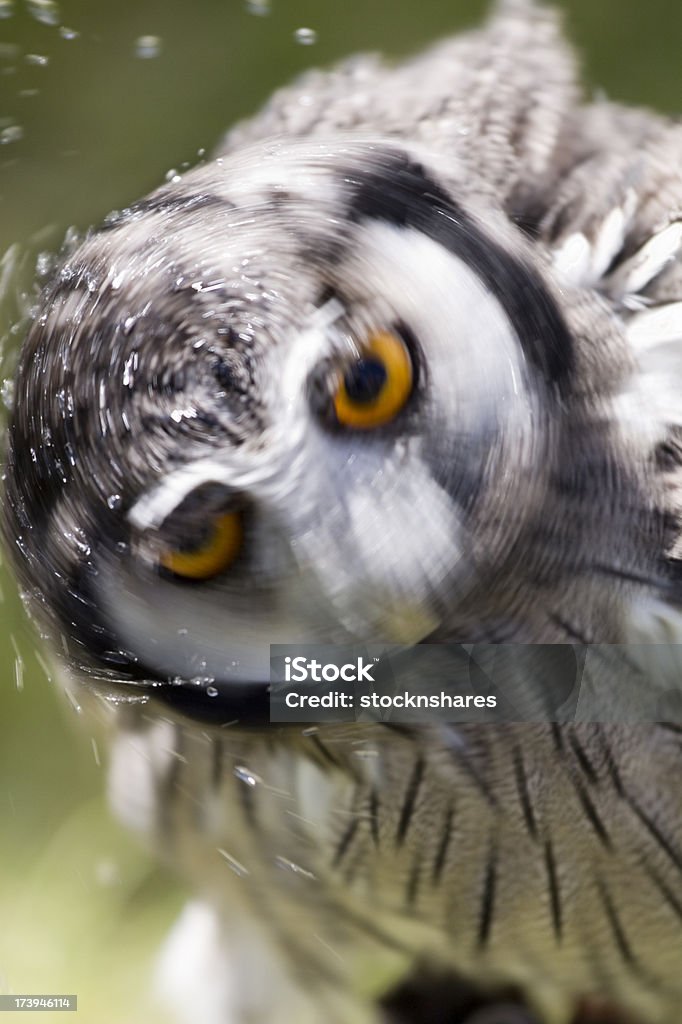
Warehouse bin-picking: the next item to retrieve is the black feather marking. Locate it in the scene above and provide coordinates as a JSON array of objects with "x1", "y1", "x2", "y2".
[
  {"x1": 477, "y1": 842, "x2": 498, "y2": 948},
  {"x1": 643, "y1": 862, "x2": 682, "y2": 922},
  {"x1": 344, "y1": 151, "x2": 575, "y2": 391},
  {"x1": 596, "y1": 727, "x2": 624, "y2": 797},
  {"x1": 589, "y1": 561, "x2": 673, "y2": 590},
  {"x1": 512, "y1": 746, "x2": 537, "y2": 840},
  {"x1": 342, "y1": 844, "x2": 366, "y2": 887},
  {"x1": 569, "y1": 776, "x2": 611, "y2": 849},
  {"x1": 406, "y1": 856, "x2": 422, "y2": 908},
  {"x1": 544, "y1": 838, "x2": 563, "y2": 941},
  {"x1": 658, "y1": 723, "x2": 682, "y2": 735},
  {"x1": 597, "y1": 878, "x2": 638, "y2": 969},
  {"x1": 568, "y1": 730, "x2": 600, "y2": 786},
  {"x1": 369, "y1": 788, "x2": 380, "y2": 847},
  {"x1": 432, "y1": 805, "x2": 455, "y2": 886},
  {"x1": 550, "y1": 723, "x2": 565, "y2": 754},
  {"x1": 396, "y1": 756, "x2": 425, "y2": 847},
  {"x1": 625, "y1": 793, "x2": 682, "y2": 873},
  {"x1": 333, "y1": 818, "x2": 360, "y2": 869},
  {"x1": 382, "y1": 723, "x2": 417, "y2": 738},
  {"x1": 549, "y1": 611, "x2": 592, "y2": 645},
  {"x1": 154, "y1": 679, "x2": 272, "y2": 726},
  {"x1": 309, "y1": 733, "x2": 343, "y2": 769}
]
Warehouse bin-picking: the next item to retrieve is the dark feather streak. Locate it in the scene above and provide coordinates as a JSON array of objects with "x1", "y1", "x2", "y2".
[
  {"x1": 396, "y1": 755, "x2": 425, "y2": 847},
  {"x1": 369, "y1": 788, "x2": 380, "y2": 847},
  {"x1": 333, "y1": 818, "x2": 360, "y2": 869},
  {"x1": 625, "y1": 793, "x2": 682, "y2": 873},
  {"x1": 570, "y1": 776, "x2": 611, "y2": 849},
  {"x1": 544, "y1": 838, "x2": 563, "y2": 941},
  {"x1": 512, "y1": 745, "x2": 538, "y2": 839},
  {"x1": 568, "y1": 730, "x2": 600, "y2": 786},
  {"x1": 432, "y1": 805, "x2": 454, "y2": 886},
  {"x1": 597, "y1": 878, "x2": 639, "y2": 970},
  {"x1": 477, "y1": 842, "x2": 497, "y2": 948}
]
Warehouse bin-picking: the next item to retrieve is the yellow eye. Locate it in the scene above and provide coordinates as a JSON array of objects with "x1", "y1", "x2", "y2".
[
  {"x1": 333, "y1": 330, "x2": 413, "y2": 430},
  {"x1": 160, "y1": 512, "x2": 242, "y2": 580}
]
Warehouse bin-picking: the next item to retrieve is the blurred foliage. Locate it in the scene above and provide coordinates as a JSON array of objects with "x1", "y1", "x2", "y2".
[{"x1": 1, "y1": 0, "x2": 682, "y2": 1019}]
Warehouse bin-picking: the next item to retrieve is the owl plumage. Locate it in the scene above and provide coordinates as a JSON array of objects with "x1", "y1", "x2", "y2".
[{"x1": 3, "y1": 2, "x2": 682, "y2": 1023}]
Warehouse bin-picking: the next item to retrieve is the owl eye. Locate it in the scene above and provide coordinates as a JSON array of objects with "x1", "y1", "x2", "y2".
[
  {"x1": 160, "y1": 512, "x2": 243, "y2": 580},
  {"x1": 332, "y1": 330, "x2": 414, "y2": 430}
]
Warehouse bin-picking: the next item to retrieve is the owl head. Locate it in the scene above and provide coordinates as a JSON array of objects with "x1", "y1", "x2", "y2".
[{"x1": 3, "y1": 93, "x2": 663, "y2": 717}]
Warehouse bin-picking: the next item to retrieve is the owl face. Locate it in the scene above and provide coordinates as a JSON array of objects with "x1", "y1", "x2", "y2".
[{"x1": 4, "y1": 139, "x2": 577, "y2": 708}]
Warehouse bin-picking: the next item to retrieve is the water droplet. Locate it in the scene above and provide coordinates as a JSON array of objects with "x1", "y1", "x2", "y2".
[
  {"x1": 165, "y1": 167, "x2": 181, "y2": 183},
  {"x1": 35, "y1": 251, "x2": 54, "y2": 278},
  {"x1": 59, "y1": 25, "x2": 79, "y2": 40},
  {"x1": 65, "y1": 690, "x2": 82, "y2": 715},
  {"x1": 106, "y1": 493, "x2": 121, "y2": 510},
  {"x1": 25, "y1": 53, "x2": 49, "y2": 66},
  {"x1": 0, "y1": 0, "x2": 14, "y2": 18},
  {"x1": 275, "y1": 856, "x2": 316, "y2": 880},
  {"x1": 206, "y1": 685, "x2": 219, "y2": 697},
  {"x1": 234, "y1": 765, "x2": 262, "y2": 787},
  {"x1": 35, "y1": 651, "x2": 52, "y2": 683},
  {"x1": 26, "y1": 0, "x2": 59, "y2": 25},
  {"x1": 245, "y1": 0, "x2": 270, "y2": 14},
  {"x1": 0, "y1": 124, "x2": 22, "y2": 144},
  {"x1": 14, "y1": 655, "x2": 23, "y2": 692},
  {"x1": 134, "y1": 35, "x2": 162, "y2": 59},
  {"x1": 1, "y1": 379, "x2": 14, "y2": 412},
  {"x1": 294, "y1": 27, "x2": 317, "y2": 45},
  {"x1": 218, "y1": 849, "x2": 249, "y2": 876}
]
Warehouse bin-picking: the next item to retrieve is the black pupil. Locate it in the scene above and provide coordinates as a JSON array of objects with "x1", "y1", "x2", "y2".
[{"x1": 343, "y1": 358, "x2": 387, "y2": 403}]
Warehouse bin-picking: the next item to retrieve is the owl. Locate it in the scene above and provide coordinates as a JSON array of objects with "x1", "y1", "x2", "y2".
[{"x1": 3, "y1": 1, "x2": 682, "y2": 1022}]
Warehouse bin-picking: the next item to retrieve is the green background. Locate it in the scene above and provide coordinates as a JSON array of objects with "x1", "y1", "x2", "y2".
[{"x1": 0, "y1": 0, "x2": 681, "y2": 1020}]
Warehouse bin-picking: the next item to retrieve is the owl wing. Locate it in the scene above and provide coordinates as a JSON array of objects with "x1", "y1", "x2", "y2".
[{"x1": 538, "y1": 100, "x2": 682, "y2": 659}]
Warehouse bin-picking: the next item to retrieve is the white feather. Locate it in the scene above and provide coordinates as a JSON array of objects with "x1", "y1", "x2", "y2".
[
  {"x1": 627, "y1": 301, "x2": 682, "y2": 348},
  {"x1": 551, "y1": 231, "x2": 592, "y2": 286},
  {"x1": 551, "y1": 192, "x2": 636, "y2": 288},
  {"x1": 589, "y1": 193, "x2": 634, "y2": 281},
  {"x1": 608, "y1": 220, "x2": 682, "y2": 298}
]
